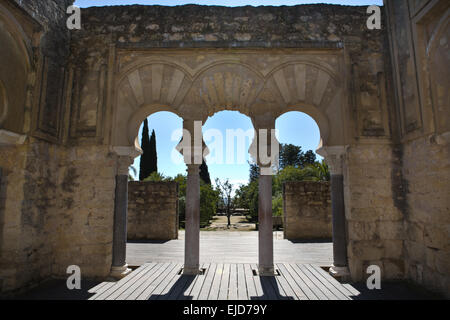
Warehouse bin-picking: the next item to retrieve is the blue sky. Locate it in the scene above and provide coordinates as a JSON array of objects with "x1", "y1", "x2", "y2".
[
  {"x1": 131, "y1": 111, "x2": 321, "y2": 187},
  {"x1": 75, "y1": 0, "x2": 383, "y2": 7}
]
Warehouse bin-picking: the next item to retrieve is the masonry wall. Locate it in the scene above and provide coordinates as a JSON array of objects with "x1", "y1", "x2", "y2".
[
  {"x1": 0, "y1": 0, "x2": 75, "y2": 294},
  {"x1": 385, "y1": 0, "x2": 450, "y2": 298},
  {"x1": 283, "y1": 181, "x2": 332, "y2": 240},
  {"x1": 344, "y1": 143, "x2": 405, "y2": 283},
  {"x1": 128, "y1": 182, "x2": 178, "y2": 241}
]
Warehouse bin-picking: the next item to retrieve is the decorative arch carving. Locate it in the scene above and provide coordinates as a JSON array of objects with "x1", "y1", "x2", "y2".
[
  {"x1": 112, "y1": 53, "x2": 346, "y2": 148},
  {"x1": 0, "y1": 3, "x2": 32, "y2": 133}
]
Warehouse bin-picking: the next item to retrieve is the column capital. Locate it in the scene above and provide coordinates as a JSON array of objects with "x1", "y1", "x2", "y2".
[
  {"x1": 175, "y1": 119, "x2": 209, "y2": 165},
  {"x1": 112, "y1": 146, "x2": 141, "y2": 176},
  {"x1": 248, "y1": 126, "x2": 280, "y2": 176},
  {"x1": 316, "y1": 145, "x2": 348, "y2": 175}
]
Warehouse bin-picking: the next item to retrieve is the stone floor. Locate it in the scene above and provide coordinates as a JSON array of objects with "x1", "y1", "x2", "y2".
[{"x1": 127, "y1": 230, "x2": 334, "y2": 266}]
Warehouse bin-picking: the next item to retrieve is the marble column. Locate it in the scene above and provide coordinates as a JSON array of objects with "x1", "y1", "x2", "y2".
[
  {"x1": 249, "y1": 118, "x2": 279, "y2": 276},
  {"x1": 317, "y1": 146, "x2": 350, "y2": 279},
  {"x1": 184, "y1": 164, "x2": 201, "y2": 275},
  {"x1": 110, "y1": 155, "x2": 133, "y2": 279},
  {"x1": 176, "y1": 119, "x2": 205, "y2": 275},
  {"x1": 258, "y1": 172, "x2": 274, "y2": 276}
]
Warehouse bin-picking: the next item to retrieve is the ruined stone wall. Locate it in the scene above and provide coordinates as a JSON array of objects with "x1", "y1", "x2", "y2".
[
  {"x1": 0, "y1": 140, "x2": 61, "y2": 292},
  {"x1": 50, "y1": 145, "x2": 117, "y2": 280},
  {"x1": 344, "y1": 143, "x2": 405, "y2": 282},
  {"x1": 0, "y1": 0, "x2": 77, "y2": 294},
  {"x1": 283, "y1": 181, "x2": 331, "y2": 240},
  {"x1": 385, "y1": 0, "x2": 450, "y2": 298},
  {"x1": 128, "y1": 182, "x2": 178, "y2": 241}
]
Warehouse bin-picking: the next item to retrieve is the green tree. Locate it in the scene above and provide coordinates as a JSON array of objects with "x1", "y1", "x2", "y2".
[
  {"x1": 149, "y1": 129, "x2": 158, "y2": 175},
  {"x1": 272, "y1": 193, "x2": 283, "y2": 217},
  {"x1": 139, "y1": 119, "x2": 151, "y2": 181},
  {"x1": 174, "y1": 174, "x2": 219, "y2": 229},
  {"x1": 143, "y1": 171, "x2": 172, "y2": 182},
  {"x1": 279, "y1": 144, "x2": 303, "y2": 169},
  {"x1": 302, "y1": 150, "x2": 317, "y2": 167},
  {"x1": 200, "y1": 160, "x2": 212, "y2": 185},
  {"x1": 234, "y1": 181, "x2": 259, "y2": 223},
  {"x1": 249, "y1": 162, "x2": 260, "y2": 182},
  {"x1": 216, "y1": 178, "x2": 234, "y2": 227}
]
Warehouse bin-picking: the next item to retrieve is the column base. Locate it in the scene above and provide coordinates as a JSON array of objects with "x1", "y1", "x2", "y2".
[
  {"x1": 183, "y1": 266, "x2": 201, "y2": 275},
  {"x1": 329, "y1": 265, "x2": 350, "y2": 282},
  {"x1": 258, "y1": 266, "x2": 275, "y2": 277},
  {"x1": 109, "y1": 265, "x2": 132, "y2": 280}
]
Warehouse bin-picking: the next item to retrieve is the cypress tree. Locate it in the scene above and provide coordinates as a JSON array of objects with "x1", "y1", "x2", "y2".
[
  {"x1": 139, "y1": 119, "x2": 151, "y2": 181},
  {"x1": 199, "y1": 160, "x2": 211, "y2": 185},
  {"x1": 149, "y1": 129, "x2": 158, "y2": 175}
]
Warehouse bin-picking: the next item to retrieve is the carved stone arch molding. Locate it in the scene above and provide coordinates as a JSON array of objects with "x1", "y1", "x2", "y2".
[
  {"x1": 113, "y1": 52, "x2": 347, "y2": 149},
  {"x1": 426, "y1": 7, "x2": 450, "y2": 133},
  {"x1": 114, "y1": 61, "x2": 192, "y2": 146},
  {"x1": 255, "y1": 61, "x2": 343, "y2": 146},
  {"x1": 0, "y1": 2, "x2": 33, "y2": 134},
  {"x1": 184, "y1": 61, "x2": 266, "y2": 119}
]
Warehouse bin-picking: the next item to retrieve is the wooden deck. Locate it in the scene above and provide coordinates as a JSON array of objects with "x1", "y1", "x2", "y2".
[{"x1": 88, "y1": 263, "x2": 360, "y2": 300}]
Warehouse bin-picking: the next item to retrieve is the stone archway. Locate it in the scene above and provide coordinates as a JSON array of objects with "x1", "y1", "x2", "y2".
[{"x1": 109, "y1": 49, "x2": 351, "y2": 278}]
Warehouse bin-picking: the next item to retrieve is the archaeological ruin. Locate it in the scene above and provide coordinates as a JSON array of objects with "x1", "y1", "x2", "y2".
[{"x1": 0, "y1": 0, "x2": 448, "y2": 299}]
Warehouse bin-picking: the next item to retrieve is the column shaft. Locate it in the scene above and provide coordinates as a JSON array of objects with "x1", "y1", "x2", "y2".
[
  {"x1": 184, "y1": 165, "x2": 200, "y2": 274},
  {"x1": 112, "y1": 174, "x2": 128, "y2": 268},
  {"x1": 330, "y1": 174, "x2": 348, "y2": 267},
  {"x1": 258, "y1": 174, "x2": 274, "y2": 275}
]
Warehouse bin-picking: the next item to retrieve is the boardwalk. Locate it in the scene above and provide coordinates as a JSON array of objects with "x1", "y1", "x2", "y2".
[
  {"x1": 89, "y1": 263, "x2": 360, "y2": 300},
  {"x1": 127, "y1": 231, "x2": 333, "y2": 266}
]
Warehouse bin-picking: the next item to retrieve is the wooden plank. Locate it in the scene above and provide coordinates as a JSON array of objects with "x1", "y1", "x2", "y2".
[
  {"x1": 181, "y1": 263, "x2": 204, "y2": 301},
  {"x1": 250, "y1": 264, "x2": 277, "y2": 300},
  {"x1": 289, "y1": 264, "x2": 328, "y2": 300},
  {"x1": 90, "y1": 263, "x2": 156, "y2": 300},
  {"x1": 189, "y1": 263, "x2": 209, "y2": 300},
  {"x1": 148, "y1": 263, "x2": 182, "y2": 300},
  {"x1": 274, "y1": 264, "x2": 302, "y2": 300},
  {"x1": 343, "y1": 283, "x2": 361, "y2": 297},
  {"x1": 259, "y1": 276, "x2": 279, "y2": 300},
  {"x1": 106, "y1": 263, "x2": 164, "y2": 300},
  {"x1": 218, "y1": 264, "x2": 230, "y2": 300},
  {"x1": 208, "y1": 263, "x2": 223, "y2": 300},
  {"x1": 237, "y1": 264, "x2": 248, "y2": 300},
  {"x1": 309, "y1": 264, "x2": 357, "y2": 297},
  {"x1": 297, "y1": 264, "x2": 339, "y2": 300},
  {"x1": 88, "y1": 281, "x2": 114, "y2": 294},
  {"x1": 228, "y1": 264, "x2": 238, "y2": 300},
  {"x1": 304, "y1": 264, "x2": 350, "y2": 300},
  {"x1": 243, "y1": 264, "x2": 258, "y2": 300},
  {"x1": 117, "y1": 262, "x2": 170, "y2": 300},
  {"x1": 146, "y1": 263, "x2": 182, "y2": 300},
  {"x1": 198, "y1": 263, "x2": 217, "y2": 300},
  {"x1": 131, "y1": 263, "x2": 179, "y2": 300},
  {"x1": 277, "y1": 264, "x2": 311, "y2": 300},
  {"x1": 250, "y1": 264, "x2": 263, "y2": 299},
  {"x1": 166, "y1": 271, "x2": 196, "y2": 300}
]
